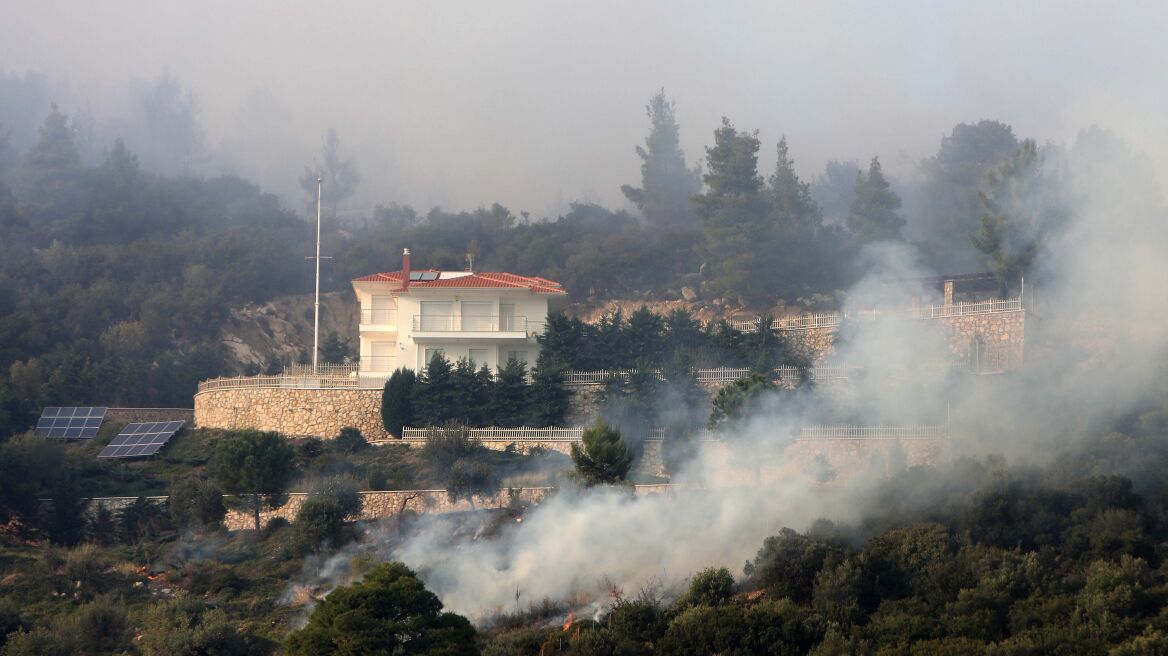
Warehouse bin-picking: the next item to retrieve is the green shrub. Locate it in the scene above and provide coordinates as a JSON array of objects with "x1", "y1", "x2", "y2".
[
  {"x1": 168, "y1": 477, "x2": 226, "y2": 530},
  {"x1": 334, "y1": 426, "x2": 369, "y2": 453}
]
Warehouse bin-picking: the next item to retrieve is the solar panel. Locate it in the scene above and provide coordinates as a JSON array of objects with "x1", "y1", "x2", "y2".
[
  {"x1": 420, "y1": 272, "x2": 439, "y2": 281},
  {"x1": 97, "y1": 421, "x2": 185, "y2": 459},
  {"x1": 35, "y1": 407, "x2": 107, "y2": 439}
]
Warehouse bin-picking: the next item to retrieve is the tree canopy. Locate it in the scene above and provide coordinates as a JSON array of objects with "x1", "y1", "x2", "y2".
[{"x1": 285, "y1": 562, "x2": 477, "y2": 655}]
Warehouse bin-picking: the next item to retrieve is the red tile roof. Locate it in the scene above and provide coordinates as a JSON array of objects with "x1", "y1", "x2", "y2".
[{"x1": 352, "y1": 270, "x2": 567, "y2": 295}]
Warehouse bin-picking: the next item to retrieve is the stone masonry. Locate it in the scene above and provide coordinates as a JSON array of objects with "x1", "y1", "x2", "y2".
[{"x1": 195, "y1": 387, "x2": 389, "y2": 440}]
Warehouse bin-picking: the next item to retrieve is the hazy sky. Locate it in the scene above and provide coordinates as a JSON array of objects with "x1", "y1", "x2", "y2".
[{"x1": 3, "y1": 0, "x2": 1165, "y2": 216}]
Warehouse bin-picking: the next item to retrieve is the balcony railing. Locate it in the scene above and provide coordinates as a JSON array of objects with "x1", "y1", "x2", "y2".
[
  {"x1": 359, "y1": 356, "x2": 399, "y2": 373},
  {"x1": 412, "y1": 315, "x2": 529, "y2": 332},
  {"x1": 360, "y1": 309, "x2": 398, "y2": 325}
]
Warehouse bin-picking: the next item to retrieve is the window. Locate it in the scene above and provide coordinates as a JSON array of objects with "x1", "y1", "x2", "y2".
[
  {"x1": 506, "y1": 350, "x2": 528, "y2": 365},
  {"x1": 424, "y1": 348, "x2": 446, "y2": 367},
  {"x1": 369, "y1": 342, "x2": 396, "y2": 372},
  {"x1": 370, "y1": 295, "x2": 395, "y2": 324},
  {"x1": 500, "y1": 304, "x2": 517, "y2": 331},
  {"x1": 461, "y1": 301, "x2": 494, "y2": 331},
  {"x1": 419, "y1": 301, "x2": 453, "y2": 330},
  {"x1": 469, "y1": 349, "x2": 488, "y2": 367}
]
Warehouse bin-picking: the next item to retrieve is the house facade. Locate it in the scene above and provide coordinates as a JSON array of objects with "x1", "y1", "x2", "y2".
[{"x1": 351, "y1": 249, "x2": 567, "y2": 382}]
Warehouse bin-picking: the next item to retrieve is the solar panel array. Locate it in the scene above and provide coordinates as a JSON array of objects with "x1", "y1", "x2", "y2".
[
  {"x1": 36, "y1": 407, "x2": 107, "y2": 439},
  {"x1": 97, "y1": 421, "x2": 185, "y2": 459},
  {"x1": 409, "y1": 271, "x2": 440, "y2": 281}
]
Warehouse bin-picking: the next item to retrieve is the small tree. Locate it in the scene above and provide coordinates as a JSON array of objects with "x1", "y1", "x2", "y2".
[
  {"x1": 381, "y1": 368, "x2": 416, "y2": 438},
  {"x1": 211, "y1": 430, "x2": 296, "y2": 532},
  {"x1": 571, "y1": 418, "x2": 634, "y2": 486},
  {"x1": 493, "y1": 357, "x2": 529, "y2": 427},
  {"x1": 333, "y1": 426, "x2": 369, "y2": 454},
  {"x1": 168, "y1": 477, "x2": 226, "y2": 531},
  {"x1": 708, "y1": 373, "x2": 776, "y2": 429},
  {"x1": 446, "y1": 459, "x2": 498, "y2": 509},
  {"x1": 294, "y1": 478, "x2": 363, "y2": 551},
  {"x1": 285, "y1": 562, "x2": 477, "y2": 655}
]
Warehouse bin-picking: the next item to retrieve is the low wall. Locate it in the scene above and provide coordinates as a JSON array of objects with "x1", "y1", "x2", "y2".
[
  {"x1": 76, "y1": 485, "x2": 688, "y2": 531},
  {"x1": 391, "y1": 437, "x2": 666, "y2": 478},
  {"x1": 784, "y1": 437, "x2": 951, "y2": 481},
  {"x1": 107, "y1": 408, "x2": 195, "y2": 424},
  {"x1": 194, "y1": 387, "x2": 389, "y2": 440}
]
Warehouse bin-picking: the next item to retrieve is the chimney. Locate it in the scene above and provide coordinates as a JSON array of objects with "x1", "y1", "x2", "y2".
[{"x1": 401, "y1": 248, "x2": 411, "y2": 291}]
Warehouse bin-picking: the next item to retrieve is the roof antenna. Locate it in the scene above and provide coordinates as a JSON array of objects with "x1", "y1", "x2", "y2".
[{"x1": 466, "y1": 252, "x2": 474, "y2": 273}]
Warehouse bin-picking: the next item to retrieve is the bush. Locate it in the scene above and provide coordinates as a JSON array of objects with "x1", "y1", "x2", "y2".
[
  {"x1": 678, "y1": 567, "x2": 736, "y2": 608},
  {"x1": 334, "y1": 426, "x2": 369, "y2": 453},
  {"x1": 58, "y1": 596, "x2": 131, "y2": 656},
  {"x1": 446, "y1": 459, "x2": 498, "y2": 508},
  {"x1": 168, "y1": 477, "x2": 226, "y2": 530},
  {"x1": 293, "y1": 478, "x2": 364, "y2": 551},
  {"x1": 422, "y1": 424, "x2": 483, "y2": 468},
  {"x1": 138, "y1": 595, "x2": 253, "y2": 656}
]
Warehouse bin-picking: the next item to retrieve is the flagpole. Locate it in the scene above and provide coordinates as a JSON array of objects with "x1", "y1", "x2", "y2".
[{"x1": 313, "y1": 177, "x2": 322, "y2": 375}]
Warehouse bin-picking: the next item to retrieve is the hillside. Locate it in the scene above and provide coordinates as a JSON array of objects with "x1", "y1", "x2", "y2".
[{"x1": 219, "y1": 292, "x2": 359, "y2": 372}]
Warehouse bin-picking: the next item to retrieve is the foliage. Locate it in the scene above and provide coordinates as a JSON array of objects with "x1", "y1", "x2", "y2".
[
  {"x1": 211, "y1": 430, "x2": 296, "y2": 531},
  {"x1": 527, "y1": 351, "x2": 570, "y2": 427},
  {"x1": 446, "y1": 459, "x2": 498, "y2": 508},
  {"x1": 973, "y1": 139, "x2": 1066, "y2": 293},
  {"x1": 382, "y1": 368, "x2": 417, "y2": 437},
  {"x1": 333, "y1": 426, "x2": 369, "y2": 454},
  {"x1": 168, "y1": 476, "x2": 226, "y2": 530},
  {"x1": 293, "y1": 478, "x2": 363, "y2": 551},
  {"x1": 422, "y1": 424, "x2": 485, "y2": 469},
  {"x1": 677, "y1": 566, "x2": 736, "y2": 609},
  {"x1": 916, "y1": 120, "x2": 1019, "y2": 271},
  {"x1": 621, "y1": 89, "x2": 702, "y2": 232},
  {"x1": 708, "y1": 373, "x2": 777, "y2": 429},
  {"x1": 691, "y1": 118, "x2": 774, "y2": 305},
  {"x1": 847, "y1": 156, "x2": 905, "y2": 244},
  {"x1": 570, "y1": 417, "x2": 634, "y2": 485},
  {"x1": 137, "y1": 595, "x2": 254, "y2": 656},
  {"x1": 284, "y1": 562, "x2": 477, "y2": 655}
]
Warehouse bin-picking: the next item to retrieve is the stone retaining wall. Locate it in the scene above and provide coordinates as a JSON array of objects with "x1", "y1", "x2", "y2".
[
  {"x1": 194, "y1": 387, "x2": 388, "y2": 440},
  {"x1": 107, "y1": 408, "x2": 195, "y2": 424}
]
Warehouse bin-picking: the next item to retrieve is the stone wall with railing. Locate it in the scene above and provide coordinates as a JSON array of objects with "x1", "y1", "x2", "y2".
[{"x1": 194, "y1": 387, "x2": 389, "y2": 440}]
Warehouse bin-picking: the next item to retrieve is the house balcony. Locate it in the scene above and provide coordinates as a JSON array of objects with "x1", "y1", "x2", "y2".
[
  {"x1": 358, "y1": 355, "x2": 398, "y2": 375},
  {"x1": 359, "y1": 309, "x2": 398, "y2": 332},
  {"x1": 410, "y1": 315, "x2": 537, "y2": 340}
]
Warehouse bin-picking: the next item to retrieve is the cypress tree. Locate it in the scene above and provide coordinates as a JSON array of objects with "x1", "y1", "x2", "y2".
[{"x1": 381, "y1": 368, "x2": 416, "y2": 438}]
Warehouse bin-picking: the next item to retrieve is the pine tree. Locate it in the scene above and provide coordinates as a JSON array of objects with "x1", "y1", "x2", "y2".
[
  {"x1": 570, "y1": 417, "x2": 634, "y2": 486},
  {"x1": 414, "y1": 353, "x2": 455, "y2": 426},
  {"x1": 692, "y1": 118, "x2": 773, "y2": 305},
  {"x1": 527, "y1": 351, "x2": 570, "y2": 427},
  {"x1": 492, "y1": 357, "x2": 529, "y2": 427},
  {"x1": 17, "y1": 104, "x2": 83, "y2": 218},
  {"x1": 766, "y1": 136, "x2": 825, "y2": 298},
  {"x1": 381, "y1": 368, "x2": 416, "y2": 437},
  {"x1": 621, "y1": 89, "x2": 702, "y2": 231},
  {"x1": 972, "y1": 140, "x2": 1063, "y2": 294},
  {"x1": 846, "y1": 157, "x2": 905, "y2": 244}
]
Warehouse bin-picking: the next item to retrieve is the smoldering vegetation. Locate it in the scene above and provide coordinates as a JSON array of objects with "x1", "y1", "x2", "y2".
[{"x1": 305, "y1": 126, "x2": 1168, "y2": 632}]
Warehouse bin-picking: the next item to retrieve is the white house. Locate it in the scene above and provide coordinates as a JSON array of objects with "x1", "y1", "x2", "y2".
[{"x1": 351, "y1": 249, "x2": 567, "y2": 381}]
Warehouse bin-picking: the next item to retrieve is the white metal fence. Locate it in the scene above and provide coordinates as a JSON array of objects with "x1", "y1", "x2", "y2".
[
  {"x1": 283, "y1": 363, "x2": 359, "y2": 376},
  {"x1": 797, "y1": 424, "x2": 948, "y2": 439},
  {"x1": 732, "y1": 297, "x2": 1023, "y2": 333},
  {"x1": 196, "y1": 373, "x2": 372, "y2": 393},
  {"x1": 396, "y1": 426, "x2": 667, "y2": 442}
]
